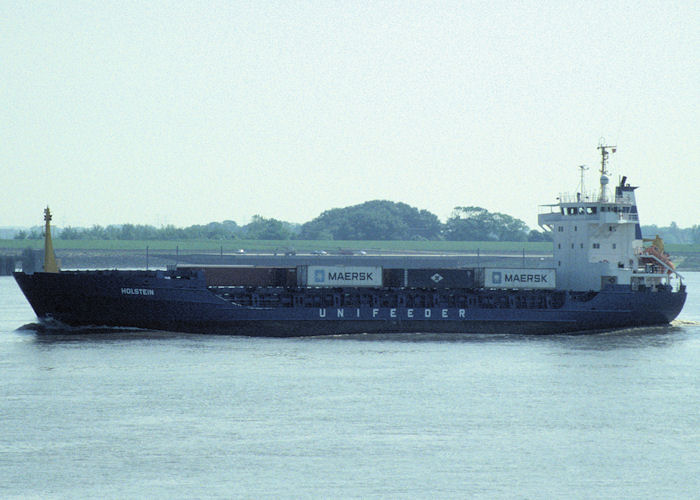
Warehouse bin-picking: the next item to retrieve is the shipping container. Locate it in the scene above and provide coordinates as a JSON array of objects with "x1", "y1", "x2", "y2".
[
  {"x1": 382, "y1": 268, "x2": 406, "y2": 287},
  {"x1": 302, "y1": 265, "x2": 383, "y2": 287},
  {"x1": 178, "y1": 266, "x2": 296, "y2": 287},
  {"x1": 406, "y1": 268, "x2": 475, "y2": 289},
  {"x1": 484, "y1": 268, "x2": 556, "y2": 289}
]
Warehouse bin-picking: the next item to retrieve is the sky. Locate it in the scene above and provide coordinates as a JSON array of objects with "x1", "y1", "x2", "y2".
[{"x1": 2, "y1": 1, "x2": 698, "y2": 231}]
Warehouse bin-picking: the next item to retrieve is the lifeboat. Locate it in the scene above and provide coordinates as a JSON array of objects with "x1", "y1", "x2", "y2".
[{"x1": 640, "y1": 245, "x2": 675, "y2": 273}]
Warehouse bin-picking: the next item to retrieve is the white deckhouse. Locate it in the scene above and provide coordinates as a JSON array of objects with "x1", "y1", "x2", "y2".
[{"x1": 538, "y1": 144, "x2": 681, "y2": 292}]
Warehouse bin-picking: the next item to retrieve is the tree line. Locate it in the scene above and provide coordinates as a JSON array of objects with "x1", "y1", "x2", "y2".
[
  {"x1": 12, "y1": 199, "x2": 698, "y2": 243},
  {"x1": 641, "y1": 222, "x2": 700, "y2": 245}
]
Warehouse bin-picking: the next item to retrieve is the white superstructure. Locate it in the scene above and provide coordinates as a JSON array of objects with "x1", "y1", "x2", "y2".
[{"x1": 538, "y1": 144, "x2": 680, "y2": 292}]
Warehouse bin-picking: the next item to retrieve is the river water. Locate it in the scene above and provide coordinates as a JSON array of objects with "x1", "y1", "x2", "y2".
[{"x1": 1, "y1": 274, "x2": 698, "y2": 498}]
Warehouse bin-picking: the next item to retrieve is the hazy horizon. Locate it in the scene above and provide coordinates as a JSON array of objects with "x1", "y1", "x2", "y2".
[
  {"x1": 3, "y1": 2, "x2": 697, "y2": 230},
  {"x1": 2, "y1": 200, "x2": 699, "y2": 232}
]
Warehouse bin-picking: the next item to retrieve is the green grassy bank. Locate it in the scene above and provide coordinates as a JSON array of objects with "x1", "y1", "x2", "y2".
[{"x1": 2, "y1": 239, "x2": 699, "y2": 253}]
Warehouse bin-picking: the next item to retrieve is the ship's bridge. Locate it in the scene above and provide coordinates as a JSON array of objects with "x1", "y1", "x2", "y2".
[{"x1": 538, "y1": 196, "x2": 639, "y2": 226}]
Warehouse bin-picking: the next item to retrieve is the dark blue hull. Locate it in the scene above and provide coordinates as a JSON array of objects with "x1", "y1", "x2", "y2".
[{"x1": 14, "y1": 270, "x2": 687, "y2": 336}]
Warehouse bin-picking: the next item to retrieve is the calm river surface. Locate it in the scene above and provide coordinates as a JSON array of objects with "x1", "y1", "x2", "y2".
[{"x1": 1, "y1": 274, "x2": 699, "y2": 498}]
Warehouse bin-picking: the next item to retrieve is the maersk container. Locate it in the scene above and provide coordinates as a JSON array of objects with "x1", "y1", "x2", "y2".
[
  {"x1": 406, "y1": 268, "x2": 475, "y2": 289},
  {"x1": 300, "y1": 265, "x2": 383, "y2": 287},
  {"x1": 484, "y1": 268, "x2": 556, "y2": 289}
]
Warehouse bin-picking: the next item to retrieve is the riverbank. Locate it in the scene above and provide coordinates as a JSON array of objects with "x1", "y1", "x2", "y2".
[{"x1": 2, "y1": 241, "x2": 699, "y2": 271}]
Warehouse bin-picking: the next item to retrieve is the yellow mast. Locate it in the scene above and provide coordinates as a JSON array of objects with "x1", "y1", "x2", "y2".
[{"x1": 43, "y1": 207, "x2": 59, "y2": 273}]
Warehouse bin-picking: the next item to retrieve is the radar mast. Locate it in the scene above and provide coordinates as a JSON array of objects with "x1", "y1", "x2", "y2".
[
  {"x1": 577, "y1": 164, "x2": 589, "y2": 202},
  {"x1": 597, "y1": 140, "x2": 616, "y2": 202}
]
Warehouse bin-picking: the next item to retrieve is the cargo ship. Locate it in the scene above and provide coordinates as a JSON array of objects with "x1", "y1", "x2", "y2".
[{"x1": 14, "y1": 145, "x2": 687, "y2": 336}]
